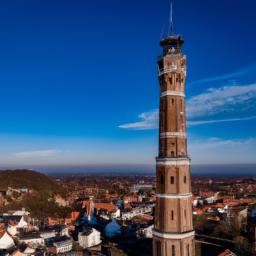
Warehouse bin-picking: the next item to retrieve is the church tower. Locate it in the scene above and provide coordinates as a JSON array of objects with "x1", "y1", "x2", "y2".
[{"x1": 152, "y1": 5, "x2": 195, "y2": 256}]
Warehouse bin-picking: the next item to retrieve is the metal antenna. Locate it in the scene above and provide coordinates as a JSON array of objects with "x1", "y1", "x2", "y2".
[{"x1": 168, "y1": 1, "x2": 174, "y2": 35}]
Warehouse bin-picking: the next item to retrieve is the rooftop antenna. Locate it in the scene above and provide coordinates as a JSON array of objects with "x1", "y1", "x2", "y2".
[{"x1": 168, "y1": 1, "x2": 174, "y2": 36}]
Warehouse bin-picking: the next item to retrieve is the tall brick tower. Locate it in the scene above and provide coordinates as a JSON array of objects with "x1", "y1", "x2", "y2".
[{"x1": 152, "y1": 9, "x2": 195, "y2": 256}]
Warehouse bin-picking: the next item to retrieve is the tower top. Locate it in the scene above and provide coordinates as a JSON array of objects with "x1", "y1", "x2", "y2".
[{"x1": 160, "y1": 1, "x2": 184, "y2": 53}]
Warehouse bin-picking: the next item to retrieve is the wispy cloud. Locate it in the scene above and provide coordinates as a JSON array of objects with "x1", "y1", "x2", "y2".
[
  {"x1": 187, "y1": 83, "x2": 256, "y2": 118},
  {"x1": 119, "y1": 82, "x2": 256, "y2": 130},
  {"x1": 13, "y1": 149, "x2": 62, "y2": 159},
  {"x1": 118, "y1": 110, "x2": 158, "y2": 130},
  {"x1": 187, "y1": 116, "x2": 256, "y2": 126}
]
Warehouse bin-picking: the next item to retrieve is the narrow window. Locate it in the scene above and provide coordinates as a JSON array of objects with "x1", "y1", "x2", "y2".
[
  {"x1": 184, "y1": 209, "x2": 187, "y2": 219},
  {"x1": 160, "y1": 175, "x2": 164, "y2": 185},
  {"x1": 172, "y1": 245, "x2": 175, "y2": 256},
  {"x1": 172, "y1": 98, "x2": 174, "y2": 104},
  {"x1": 171, "y1": 210, "x2": 174, "y2": 220},
  {"x1": 156, "y1": 240, "x2": 161, "y2": 255},
  {"x1": 169, "y1": 77, "x2": 172, "y2": 84},
  {"x1": 184, "y1": 176, "x2": 187, "y2": 184},
  {"x1": 171, "y1": 151, "x2": 175, "y2": 157},
  {"x1": 180, "y1": 99, "x2": 182, "y2": 110},
  {"x1": 170, "y1": 176, "x2": 174, "y2": 184}
]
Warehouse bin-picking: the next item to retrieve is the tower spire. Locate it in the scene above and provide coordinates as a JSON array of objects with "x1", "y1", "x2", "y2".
[{"x1": 168, "y1": 1, "x2": 174, "y2": 35}]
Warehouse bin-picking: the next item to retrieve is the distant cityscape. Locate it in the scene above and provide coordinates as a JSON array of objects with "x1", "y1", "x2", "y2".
[{"x1": 0, "y1": 170, "x2": 256, "y2": 255}]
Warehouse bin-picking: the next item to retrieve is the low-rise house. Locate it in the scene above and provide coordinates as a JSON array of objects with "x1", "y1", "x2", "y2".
[
  {"x1": 55, "y1": 194, "x2": 69, "y2": 207},
  {"x1": 0, "y1": 231, "x2": 15, "y2": 250},
  {"x1": 39, "y1": 224, "x2": 69, "y2": 240},
  {"x1": 78, "y1": 227, "x2": 101, "y2": 249},
  {"x1": 121, "y1": 205, "x2": 153, "y2": 220},
  {"x1": 39, "y1": 230, "x2": 56, "y2": 240},
  {"x1": 52, "y1": 236, "x2": 73, "y2": 254},
  {"x1": 19, "y1": 232, "x2": 44, "y2": 248},
  {"x1": 137, "y1": 225, "x2": 153, "y2": 239},
  {"x1": 12, "y1": 209, "x2": 30, "y2": 217},
  {"x1": 23, "y1": 246, "x2": 36, "y2": 255},
  {"x1": 5, "y1": 215, "x2": 28, "y2": 236}
]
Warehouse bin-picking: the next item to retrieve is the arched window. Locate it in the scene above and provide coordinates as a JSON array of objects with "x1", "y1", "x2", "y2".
[
  {"x1": 160, "y1": 174, "x2": 164, "y2": 185},
  {"x1": 170, "y1": 176, "x2": 174, "y2": 184},
  {"x1": 187, "y1": 244, "x2": 190, "y2": 256},
  {"x1": 171, "y1": 210, "x2": 174, "y2": 220},
  {"x1": 184, "y1": 175, "x2": 187, "y2": 184},
  {"x1": 171, "y1": 151, "x2": 175, "y2": 157},
  {"x1": 172, "y1": 245, "x2": 175, "y2": 256},
  {"x1": 156, "y1": 240, "x2": 161, "y2": 255}
]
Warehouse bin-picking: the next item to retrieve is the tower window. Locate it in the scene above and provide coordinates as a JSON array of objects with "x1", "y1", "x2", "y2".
[
  {"x1": 169, "y1": 77, "x2": 172, "y2": 84},
  {"x1": 160, "y1": 175, "x2": 164, "y2": 185},
  {"x1": 184, "y1": 176, "x2": 187, "y2": 184},
  {"x1": 156, "y1": 240, "x2": 161, "y2": 255},
  {"x1": 170, "y1": 176, "x2": 174, "y2": 184},
  {"x1": 172, "y1": 98, "x2": 174, "y2": 104},
  {"x1": 171, "y1": 210, "x2": 174, "y2": 220},
  {"x1": 184, "y1": 209, "x2": 187, "y2": 219},
  {"x1": 172, "y1": 245, "x2": 175, "y2": 256},
  {"x1": 187, "y1": 244, "x2": 190, "y2": 256},
  {"x1": 171, "y1": 151, "x2": 175, "y2": 157}
]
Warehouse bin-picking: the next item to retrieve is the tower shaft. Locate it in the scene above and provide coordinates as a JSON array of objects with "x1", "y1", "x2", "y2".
[{"x1": 153, "y1": 36, "x2": 195, "y2": 256}]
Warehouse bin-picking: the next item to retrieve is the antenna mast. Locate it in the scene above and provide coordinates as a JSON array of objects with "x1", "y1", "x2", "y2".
[{"x1": 168, "y1": 1, "x2": 174, "y2": 35}]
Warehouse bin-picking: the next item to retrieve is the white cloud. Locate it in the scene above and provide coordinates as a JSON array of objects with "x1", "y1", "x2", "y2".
[
  {"x1": 187, "y1": 83, "x2": 256, "y2": 118},
  {"x1": 119, "y1": 83, "x2": 256, "y2": 130},
  {"x1": 118, "y1": 110, "x2": 158, "y2": 130},
  {"x1": 187, "y1": 116, "x2": 256, "y2": 126},
  {"x1": 13, "y1": 149, "x2": 62, "y2": 159}
]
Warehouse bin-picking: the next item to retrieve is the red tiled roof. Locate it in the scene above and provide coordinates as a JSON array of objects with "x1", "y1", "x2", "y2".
[
  {"x1": 218, "y1": 249, "x2": 237, "y2": 256},
  {"x1": 95, "y1": 202, "x2": 117, "y2": 212}
]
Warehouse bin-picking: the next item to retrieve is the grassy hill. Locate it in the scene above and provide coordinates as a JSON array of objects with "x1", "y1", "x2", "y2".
[
  {"x1": 0, "y1": 170, "x2": 71, "y2": 219},
  {"x1": 0, "y1": 169, "x2": 59, "y2": 194}
]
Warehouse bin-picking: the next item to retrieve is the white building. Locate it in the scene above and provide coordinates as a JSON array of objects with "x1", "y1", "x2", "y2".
[
  {"x1": 111, "y1": 208, "x2": 120, "y2": 219},
  {"x1": 139, "y1": 225, "x2": 153, "y2": 238},
  {"x1": 53, "y1": 237, "x2": 73, "y2": 254},
  {"x1": 121, "y1": 206, "x2": 153, "y2": 220},
  {"x1": 0, "y1": 232, "x2": 15, "y2": 250},
  {"x1": 39, "y1": 230, "x2": 56, "y2": 240},
  {"x1": 7, "y1": 216, "x2": 28, "y2": 236},
  {"x1": 78, "y1": 228, "x2": 101, "y2": 249},
  {"x1": 19, "y1": 232, "x2": 44, "y2": 248}
]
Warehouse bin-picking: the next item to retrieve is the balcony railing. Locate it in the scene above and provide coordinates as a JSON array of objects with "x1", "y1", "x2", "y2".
[{"x1": 158, "y1": 67, "x2": 186, "y2": 77}]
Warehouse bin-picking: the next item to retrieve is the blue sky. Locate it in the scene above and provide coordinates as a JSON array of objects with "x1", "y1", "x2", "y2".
[{"x1": 0, "y1": 0, "x2": 256, "y2": 167}]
